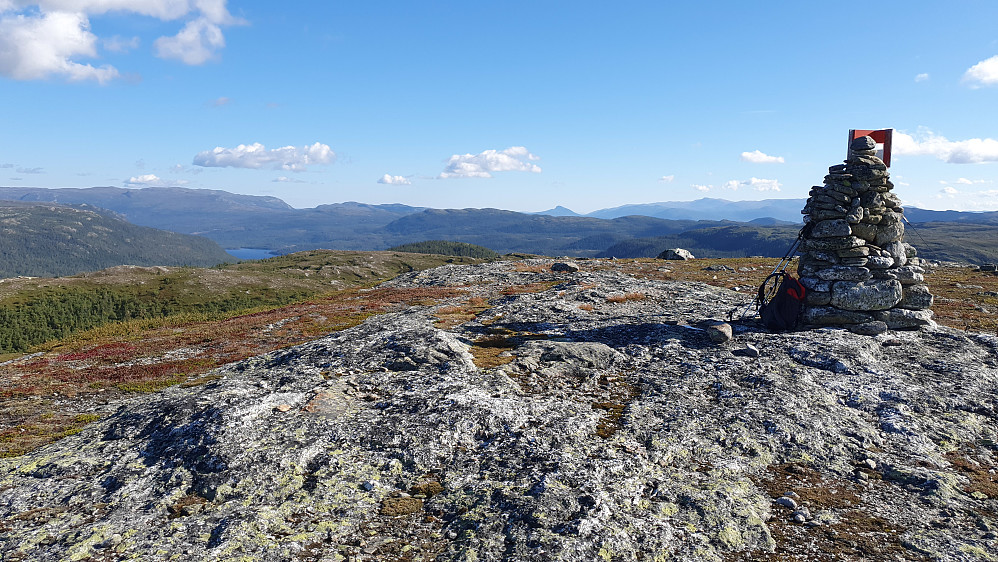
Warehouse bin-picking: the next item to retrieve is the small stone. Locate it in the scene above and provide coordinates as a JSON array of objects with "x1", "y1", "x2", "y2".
[
  {"x1": 793, "y1": 513, "x2": 807, "y2": 523},
  {"x1": 551, "y1": 262, "x2": 580, "y2": 273},
  {"x1": 851, "y1": 136, "x2": 876, "y2": 151},
  {"x1": 734, "y1": 344, "x2": 760, "y2": 357},
  {"x1": 703, "y1": 321, "x2": 732, "y2": 343},
  {"x1": 775, "y1": 496, "x2": 798, "y2": 510},
  {"x1": 864, "y1": 458, "x2": 877, "y2": 470},
  {"x1": 274, "y1": 404, "x2": 292, "y2": 412}
]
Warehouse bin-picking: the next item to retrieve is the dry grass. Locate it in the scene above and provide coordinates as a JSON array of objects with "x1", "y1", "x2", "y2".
[
  {"x1": 0, "y1": 285, "x2": 464, "y2": 457},
  {"x1": 512, "y1": 263, "x2": 553, "y2": 273},
  {"x1": 733, "y1": 463, "x2": 928, "y2": 561},
  {"x1": 433, "y1": 297, "x2": 490, "y2": 329},
  {"x1": 606, "y1": 292, "x2": 646, "y2": 304}
]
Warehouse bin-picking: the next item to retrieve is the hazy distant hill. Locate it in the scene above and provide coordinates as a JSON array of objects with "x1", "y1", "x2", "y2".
[
  {"x1": 0, "y1": 201, "x2": 234, "y2": 278},
  {"x1": 0, "y1": 187, "x2": 425, "y2": 251},
  {"x1": 585, "y1": 198, "x2": 808, "y2": 222},
  {"x1": 2, "y1": 187, "x2": 996, "y2": 263},
  {"x1": 381, "y1": 208, "x2": 734, "y2": 255}
]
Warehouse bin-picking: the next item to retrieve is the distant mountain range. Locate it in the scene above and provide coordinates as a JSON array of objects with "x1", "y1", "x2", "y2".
[
  {"x1": 3, "y1": 186, "x2": 997, "y2": 267},
  {"x1": 0, "y1": 201, "x2": 234, "y2": 278}
]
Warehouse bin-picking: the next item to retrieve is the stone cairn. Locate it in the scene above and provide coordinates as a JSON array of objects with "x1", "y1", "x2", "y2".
[{"x1": 796, "y1": 135, "x2": 934, "y2": 335}]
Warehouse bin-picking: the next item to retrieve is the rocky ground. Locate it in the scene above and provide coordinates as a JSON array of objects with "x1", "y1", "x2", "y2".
[{"x1": 1, "y1": 258, "x2": 996, "y2": 561}]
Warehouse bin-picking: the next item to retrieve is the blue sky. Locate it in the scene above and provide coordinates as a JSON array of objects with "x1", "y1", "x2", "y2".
[{"x1": 2, "y1": 1, "x2": 998, "y2": 213}]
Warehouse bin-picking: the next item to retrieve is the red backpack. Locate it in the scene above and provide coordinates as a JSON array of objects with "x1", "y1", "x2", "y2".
[{"x1": 757, "y1": 271, "x2": 806, "y2": 332}]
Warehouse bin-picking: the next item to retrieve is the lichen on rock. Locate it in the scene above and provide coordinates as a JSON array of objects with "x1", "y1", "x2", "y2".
[{"x1": 1, "y1": 259, "x2": 995, "y2": 561}]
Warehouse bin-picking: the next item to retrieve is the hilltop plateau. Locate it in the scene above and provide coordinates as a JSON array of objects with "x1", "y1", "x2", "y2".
[{"x1": 1, "y1": 256, "x2": 996, "y2": 561}]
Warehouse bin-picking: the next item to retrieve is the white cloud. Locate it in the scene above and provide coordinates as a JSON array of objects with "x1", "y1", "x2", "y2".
[
  {"x1": 941, "y1": 186, "x2": 958, "y2": 194},
  {"x1": 439, "y1": 146, "x2": 541, "y2": 179},
  {"x1": 658, "y1": 175, "x2": 674, "y2": 183},
  {"x1": 154, "y1": 17, "x2": 224, "y2": 65},
  {"x1": 125, "y1": 173, "x2": 187, "y2": 187},
  {"x1": 15, "y1": 166, "x2": 43, "y2": 174},
  {"x1": 694, "y1": 177, "x2": 781, "y2": 193},
  {"x1": 0, "y1": 1, "x2": 241, "y2": 82},
  {"x1": 208, "y1": 96, "x2": 230, "y2": 107},
  {"x1": 193, "y1": 142, "x2": 335, "y2": 171},
  {"x1": 0, "y1": 10, "x2": 118, "y2": 82},
  {"x1": 963, "y1": 55, "x2": 998, "y2": 87},
  {"x1": 894, "y1": 129, "x2": 998, "y2": 163},
  {"x1": 378, "y1": 174, "x2": 411, "y2": 185},
  {"x1": 954, "y1": 177, "x2": 991, "y2": 185},
  {"x1": 102, "y1": 34, "x2": 139, "y2": 53},
  {"x1": 273, "y1": 176, "x2": 305, "y2": 183},
  {"x1": 740, "y1": 150, "x2": 785, "y2": 164},
  {"x1": 914, "y1": 73, "x2": 930, "y2": 82}
]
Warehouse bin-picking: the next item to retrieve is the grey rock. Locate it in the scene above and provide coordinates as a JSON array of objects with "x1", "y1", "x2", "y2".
[
  {"x1": 882, "y1": 308, "x2": 936, "y2": 329},
  {"x1": 883, "y1": 241, "x2": 908, "y2": 267},
  {"x1": 802, "y1": 306, "x2": 875, "y2": 325},
  {"x1": 551, "y1": 261, "x2": 580, "y2": 273},
  {"x1": 816, "y1": 266, "x2": 871, "y2": 282},
  {"x1": 836, "y1": 246, "x2": 870, "y2": 258},
  {"x1": 805, "y1": 291, "x2": 831, "y2": 306},
  {"x1": 866, "y1": 256, "x2": 895, "y2": 269},
  {"x1": 810, "y1": 219, "x2": 852, "y2": 238},
  {"x1": 804, "y1": 236, "x2": 866, "y2": 252},
  {"x1": 874, "y1": 221, "x2": 904, "y2": 247},
  {"x1": 849, "y1": 321, "x2": 888, "y2": 336},
  {"x1": 0, "y1": 261, "x2": 980, "y2": 562},
  {"x1": 659, "y1": 248, "x2": 694, "y2": 261},
  {"x1": 900, "y1": 284, "x2": 934, "y2": 310},
  {"x1": 851, "y1": 222, "x2": 877, "y2": 242},
  {"x1": 703, "y1": 321, "x2": 733, "y2": 343},
  {"x1": 830, "y1": 279, "x2": 903, "y2": 311},
  {"x1": 775, "y1": 496, "x2": 798, "y2": 510},
  {"x1": 850, "y1": 135, "x2": 877, "y2": 151}
]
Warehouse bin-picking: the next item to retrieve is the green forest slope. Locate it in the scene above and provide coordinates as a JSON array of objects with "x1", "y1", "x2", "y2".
[{"x1": 0, "y1": 202, "x2": 234, "y2": 278}]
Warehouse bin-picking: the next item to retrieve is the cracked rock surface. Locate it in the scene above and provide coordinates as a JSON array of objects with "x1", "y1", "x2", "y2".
[{"x1": 1, "y1": 259, "x2": 996, "y2": 561}]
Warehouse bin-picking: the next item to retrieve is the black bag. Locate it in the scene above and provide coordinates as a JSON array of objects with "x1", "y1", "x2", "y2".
[{"x1": 758, "y1": 272, "x2": 806, "y2": 332}]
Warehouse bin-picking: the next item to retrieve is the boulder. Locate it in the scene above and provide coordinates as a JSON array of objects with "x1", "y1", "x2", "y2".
[
  {"x1": 659, "y1": 248, "x2": 694, "y2": 260},
  {"x1": 830, "y1": 279, "x2": 903, "y2": 311}
]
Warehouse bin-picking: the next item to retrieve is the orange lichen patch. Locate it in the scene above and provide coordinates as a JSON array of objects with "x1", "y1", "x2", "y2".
[
  {"x1": 167, "y1": 494, "x2": 209, "y2": 519},
  {"x1": 578, "y1": 304, "x2": 594, "y2": 311},
  {"x1": 946, "y1": 450, "x2": 998, "y2": 499}
]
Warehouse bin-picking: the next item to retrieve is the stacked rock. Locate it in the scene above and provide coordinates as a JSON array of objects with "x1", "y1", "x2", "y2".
[{"x1": 796, "y1": 135, "x2": 934, "y2": 335}]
